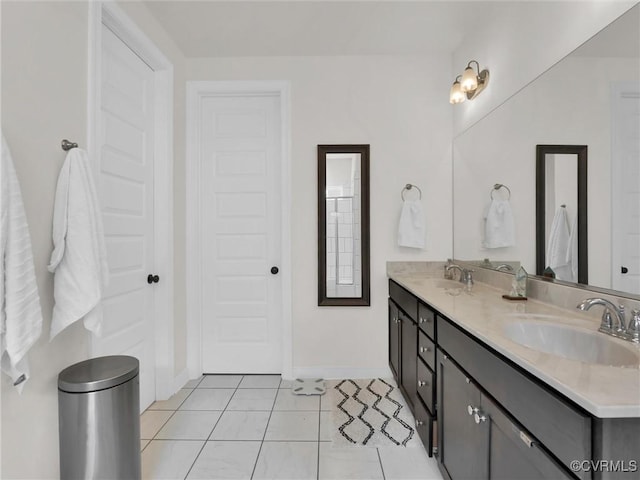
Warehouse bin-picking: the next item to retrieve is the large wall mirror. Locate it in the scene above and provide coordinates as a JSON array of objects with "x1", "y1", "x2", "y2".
[
  {"x1": 318, "y1": 144, "x2": 370, "y2": 306},
  {"x1": 535, "y1": 145, "x2": 588, "y2": 284},
  {"x1": 452, "y1": 4, "x2": 640, "y2": 299}
]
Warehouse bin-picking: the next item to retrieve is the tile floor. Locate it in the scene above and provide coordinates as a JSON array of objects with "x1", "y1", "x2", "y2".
[{"x1": 141, "y1": 374, "x2": 443, "y2": 480}]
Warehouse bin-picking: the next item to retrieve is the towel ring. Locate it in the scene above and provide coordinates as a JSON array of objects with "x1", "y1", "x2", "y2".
[
  {"x1": 61, "y1": 139, "x2": 78, "y2": 151},
  {"x1": 490, "y1": 183, "x2": 511, "y2": 200},
  {"x1": 401, "y1": 183, "x2": 422, "y2": 201}
]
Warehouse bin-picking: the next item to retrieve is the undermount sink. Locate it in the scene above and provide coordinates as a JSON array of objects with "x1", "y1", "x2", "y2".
[{"x1": 503, "y1": 320, "x2": 640, "y2": 368}]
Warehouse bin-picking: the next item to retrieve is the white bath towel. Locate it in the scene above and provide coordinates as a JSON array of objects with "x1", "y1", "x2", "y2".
[
  {"x1": 1, "y1": 133, "x2": 43, "y2": 392},
  {"x1": 546, "y1": 207, "x2": 571, "y2": 281},
  {"x1": 483, "y1": 199, "x2": 515, "y2": 248},
  {"x1": 398, "y1": 199, "x2": 426, "y2": 249},
  {"x1": 48, "y1": 148, "x2": 108, "y2": 340},
  {"x1": 566, "y1": 214, "x2": 578, "y2": 282}
]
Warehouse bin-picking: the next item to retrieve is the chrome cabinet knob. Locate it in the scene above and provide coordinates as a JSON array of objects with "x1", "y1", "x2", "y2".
[
  {"x1": 474, "y1": 412, "x2": 487, "y2": 424},
  {"x1": 418, "y1": 380, "x2": 427, "y2": 387},
  {"x1": 467, "y1": 405, "x2": 479, "y2": 416},
  {"x1": 419, "y1": 317, "x2": 431, "y2": 324},
  {"x1": 416, "y1": 419, "x2": 424, "y2": 427},
  {"x1": 419, "y1": 346, "x2": 430, "y2": 353}
]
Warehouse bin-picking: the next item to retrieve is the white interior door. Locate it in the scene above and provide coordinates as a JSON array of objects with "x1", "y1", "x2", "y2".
[
  {"x1": 93, "y1": 24, "x2": 156, "y2": 410},
  {"x1": 198, "y1": 93, "x2": 283, "y2": 373},
  {"x1": 611, "y1": 83, "x2": 640, "y2": 294}
]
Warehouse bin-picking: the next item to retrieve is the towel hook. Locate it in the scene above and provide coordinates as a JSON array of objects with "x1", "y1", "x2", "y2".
[
  {"x1": 401, "y1": 183, "x2": 422, "y2": 201},
  {"x1": 490, "y1": 183, "x2": 511, "y2": 200},
  {"x1": 61, "y1": 139, "x2": 78, "y2": 151}
]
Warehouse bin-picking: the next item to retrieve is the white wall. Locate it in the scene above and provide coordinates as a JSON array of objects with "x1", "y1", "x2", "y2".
[
  {"x1": 1, "y1": 2, "x2": 186, "y2": 478},
  {"x1": 186, "y1": 54, "x2": 453, "y2": 376},
  {"x1": 451, "y1": 1, "x2": 636, "y2": 135},
  {"x1": 1, "y1": 3, "x2": 91, "y2": 478},
  {"x1": 453, "y1": 56, "x2": 639, "y2": 289}
]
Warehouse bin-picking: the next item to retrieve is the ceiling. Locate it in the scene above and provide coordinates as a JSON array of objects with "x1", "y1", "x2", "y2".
[{"x1": 143, "y1": 1, "x2": 500, "y2": 58}]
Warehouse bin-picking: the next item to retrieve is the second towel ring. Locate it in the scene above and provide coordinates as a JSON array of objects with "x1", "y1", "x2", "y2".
[
  {"x1": 490, "y1": 183, "x2": 511, "y2": 200},
  {"x1": 401, "y1": 183, "x2": 422, "y2": 200}
]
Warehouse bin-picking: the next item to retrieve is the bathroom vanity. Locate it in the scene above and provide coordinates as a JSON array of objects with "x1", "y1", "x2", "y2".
[{"x1": 388, "y1": 277, "x2": 640, "y2": 480}]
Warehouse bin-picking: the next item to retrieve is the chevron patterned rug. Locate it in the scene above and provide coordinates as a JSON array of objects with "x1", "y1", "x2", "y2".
[{"x1": 328, "y1": 378, "x2": 421, "y2": 448}]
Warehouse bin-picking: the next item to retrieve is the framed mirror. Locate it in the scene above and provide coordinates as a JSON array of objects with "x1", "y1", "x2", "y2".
[
  {"x1": 317, "y1": 144, "x2": 370, "y2": 306},
  {"x1": 535, "y1": 145, "x2": 588, "y2": 284}
]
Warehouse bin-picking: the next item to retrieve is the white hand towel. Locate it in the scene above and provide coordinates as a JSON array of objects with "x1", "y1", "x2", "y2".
[
  {"x1": 398, "y1": 199, "x2": 426, "y2": 249},
  {"x1": 483, "y1": 199, "x2": 515, "y2": 248},
  {"x1": 546, "y1": 207, "x2": 571, "y2": 281},
  {"x1": 1, "y1": 133, "x2": 43, "y2": 392},
  {"x1": 48, "y1": 148, "x2": 108, "y2": 340},
  {"x1": 566, "y1": 214, "x2": 579, "y2": 282}
]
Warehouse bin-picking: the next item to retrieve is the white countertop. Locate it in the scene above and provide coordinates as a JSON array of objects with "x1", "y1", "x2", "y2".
[{"x1": 390, "y1": 275, "x2": 640, "y2": 418}]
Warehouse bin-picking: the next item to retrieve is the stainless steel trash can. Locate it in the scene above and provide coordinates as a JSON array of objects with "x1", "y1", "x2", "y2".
[{"x1": 58, "y1": 355, "x2": 141, "y2": 480}]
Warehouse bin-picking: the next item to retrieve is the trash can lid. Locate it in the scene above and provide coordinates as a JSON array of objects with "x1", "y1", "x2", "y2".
[{"x1": 58, "y1": 355, "x2": 139, "y2": 393}]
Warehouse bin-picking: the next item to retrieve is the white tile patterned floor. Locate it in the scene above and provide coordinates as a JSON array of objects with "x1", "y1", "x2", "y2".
[{"x1": 141, "y1": 375, "x2": 443, "y2": 480}]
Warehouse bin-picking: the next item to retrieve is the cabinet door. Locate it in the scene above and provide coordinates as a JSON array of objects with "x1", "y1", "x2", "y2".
[
  {"x1": 388, "y1": 299, "x2": 401, "y2": 382},
  {"x1": 400, "y1": 311, "x2": 418, "y2": 410},
  {"x1": 438, "y1": 350, "x2": 489, "y2": 480},
  {"x1": 482, "y1": 394, "x2": 573, "y2": 480}
]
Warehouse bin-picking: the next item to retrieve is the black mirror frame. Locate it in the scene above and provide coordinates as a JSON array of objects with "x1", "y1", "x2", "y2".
[
  {"x1": 535, "y1": 144, "x2": 588, "y2": 284},
  {"x1": 317, "y1": 144, "x2": 370, "y2": 306}
]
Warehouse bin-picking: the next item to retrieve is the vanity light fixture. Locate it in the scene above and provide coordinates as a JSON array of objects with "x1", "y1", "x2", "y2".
[
  {"x1": 449, "y1": 75, "x2": 466, "y2": 104},
  {"x1": 449, "y1": 60, "x2": 490, "y2": 104}
]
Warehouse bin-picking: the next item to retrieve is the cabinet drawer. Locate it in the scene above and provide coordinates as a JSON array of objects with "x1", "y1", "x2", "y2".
[
  {"x1": 418, "y1": 303, "x2": 435, "y2": 339},
  {"x1": 389, "y1": 280, "x2": 418, "y2": 321},
  {"x1": 418, "y1": 331, "x2": 436, "y2": 371},
  {"x1": 417, "y1": 358, "x2": 435, "y2": 413},
  {"x1": 413, "y1": 397, "x2": 435, "y2": 457},
  {"x1": 438, "y1": 317, "x2": 591, "y2": 476}
]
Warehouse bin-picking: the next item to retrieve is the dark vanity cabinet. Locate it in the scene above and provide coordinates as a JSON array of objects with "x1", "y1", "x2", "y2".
[
  {"x1": 388, "y1": 280, "x2": 436, "y2": 456},
  {"x1": 389, "y1": 278, "x2": 640, "y2": 480},
  {"x1": 437, "y1": 349, "x2": 573, "y2": 480},
  {"x1": 388, "y1": 299, "x2": 400, "y2": 379}
]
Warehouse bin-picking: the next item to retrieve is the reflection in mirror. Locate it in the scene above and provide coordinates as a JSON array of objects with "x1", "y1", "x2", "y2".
[
  {"x1": 536, "y1": 145, "x2": 588, "y2": 284},
  {"x1": 318, "y1": 145, "x2": 370, "y2": 306},
  {"x1": 452, "y1": 5, "x2": 640, "y2": 299}
]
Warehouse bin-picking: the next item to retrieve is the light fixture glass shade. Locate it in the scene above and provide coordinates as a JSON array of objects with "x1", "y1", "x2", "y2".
[
  {"x1": 449, "y1": 81, "x2": 465, "y2": 104},
  {"x1": 460, "y1": 66, "x2": 478, "y2": 92}
]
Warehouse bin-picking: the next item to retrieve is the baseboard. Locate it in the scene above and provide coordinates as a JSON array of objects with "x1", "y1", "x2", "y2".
[
  {"x1": 173, "y1": 368, "x2": 190, "y2": 391},
  {"x1": 290, "y1": 366, "x2": 393, "y2": 380}
]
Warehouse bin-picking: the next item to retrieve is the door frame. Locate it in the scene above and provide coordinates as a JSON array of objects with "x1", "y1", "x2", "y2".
[
  {"x1": 88, "y1": 1, "x2": 176, "y2": 400},
  {"x1": 186, "y1": 81, "x2": 292, "y2": 379}
]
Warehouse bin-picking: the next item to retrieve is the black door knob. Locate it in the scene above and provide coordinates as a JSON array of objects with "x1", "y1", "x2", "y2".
[
  {"x1": 147, "y1": 274, "x2": 160, "y2": 284},
  {"x1": 622, "y1": 266, "x2": 629, "y2": 274},
  {"x1": 270, "y1": 266, "x2": 279, "y2": 275}
]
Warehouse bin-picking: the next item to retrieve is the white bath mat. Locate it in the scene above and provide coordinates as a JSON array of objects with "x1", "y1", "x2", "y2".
[
  {"x1": 291, "y1": 378, "x2": 326, "y2": 395},
  {"x1": 328, "y1": 378, "x2": 421, "y2": 448}
]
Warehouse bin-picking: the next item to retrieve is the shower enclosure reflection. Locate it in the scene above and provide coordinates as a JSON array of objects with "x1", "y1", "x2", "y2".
[{"x1": 318, "y1": 145, "x2": 370, "y2": 306}]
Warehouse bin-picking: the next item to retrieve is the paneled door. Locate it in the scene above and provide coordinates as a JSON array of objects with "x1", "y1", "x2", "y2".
[
  {"x1": 611, "y1": 83, "x2": 640, "y2": 294},
  {"x1": 93, "y1": 24, "x2": 156, "y2": 410},
  {"x1": 198, "y1": 93, "x2": 283, "y2": 373}
]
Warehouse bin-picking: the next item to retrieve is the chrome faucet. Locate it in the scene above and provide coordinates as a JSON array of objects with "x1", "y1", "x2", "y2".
[
  {"x1": 576, "y1": 298, "x2": 633, "y2": 341},
  {"x1": 446, "y1": 264, "x2": 474, "y2": 286},
  {"x1": 495, "y1": 264, "x2": 514, "y2": 272}
]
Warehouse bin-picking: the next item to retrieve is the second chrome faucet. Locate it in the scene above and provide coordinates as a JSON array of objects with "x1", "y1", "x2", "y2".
[{"x1": 577, "y1": 297, "x2": 640, "y2": 343}]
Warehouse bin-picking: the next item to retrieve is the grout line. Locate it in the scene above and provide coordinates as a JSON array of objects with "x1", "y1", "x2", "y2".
[
  {"x1": 183, "y1": 374, "x2": 244, "y2": 479},
  {"x1": 377, "y1": 447, "x2": 387, "y2": 480},
  {"x1": 317, "y1": 408, "x2": 321, "y2": 480},
  {"x1": 249, "y1": 376, "x2": 282, "y2": 479}
]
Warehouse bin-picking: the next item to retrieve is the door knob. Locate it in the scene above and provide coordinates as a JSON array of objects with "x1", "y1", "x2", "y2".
[
  {"x1": 622, "y1": 266, "x2": 629, "y2": 274},
  {"x1": 271, "y1": 266, "x2": 279, "y2": 275},
  {"x1": 147, "y1": 274, "x2": 160, "y2": 284}
]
